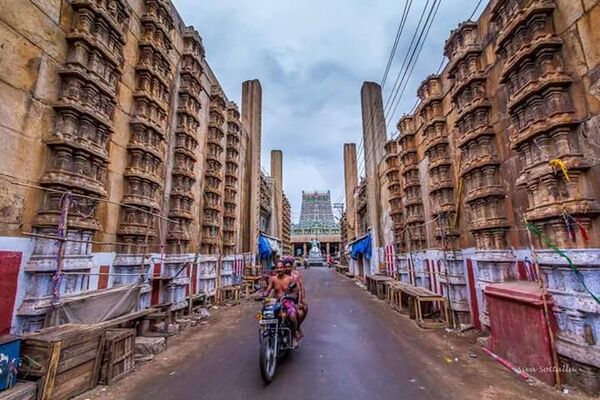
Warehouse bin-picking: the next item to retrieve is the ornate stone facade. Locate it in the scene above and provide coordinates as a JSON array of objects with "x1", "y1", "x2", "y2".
[
  {"x1": 19, "y1": 0, "x2": 132, "y2": 332},
  {"x1": 398, "y1": 116, "x2": 426, "y2": 250},
  {"x1": 282, "y1": 194, "x2": 292, "y2": 255},
  {"x1": 200, "y1": 86, "x2": 227, "y2": 255},
  {"x1": 384, "y1": 140, "x2": 403, "y2": 252},
  {"x1": 370, "y1": 0, "x2": 600, "y2": 392},
  {"x1": 417, "y1": 75, "x2": 459, "y2": 242},
  {"x1": 166, "y1": 28, "x2": 205, "y2": 253},
  {"x1": 490, "y1": 0, "x2": 600, "y2": 387},
  {"x1": 118, "y1": 0, "x2": 174, "y2": 251},
  {"x1": 223, "y1": 102, "x2": 241, "y2": 255},
  {"x1": 2, "y1": 0, "x2": 262, "y2": 334}
]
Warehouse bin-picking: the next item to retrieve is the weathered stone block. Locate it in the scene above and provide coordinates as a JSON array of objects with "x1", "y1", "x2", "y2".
[
  {"x1": 576, "y1": 4, "x2": 600, "y2": 70},
  {"x1": 176, "y1": 318, "x2": 192, "y2": 332},
  {"x1": 167, "y1": 323, "x2": 179, "y2": 335},
  {"x1": 135, "y1": 336, "x2": 167, "y2": 356}
]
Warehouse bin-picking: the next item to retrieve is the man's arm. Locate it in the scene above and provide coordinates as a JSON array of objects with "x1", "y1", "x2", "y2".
[
  {"x1": 296, "y1": 272, "x2": 305, "y2": 304},
  {"x1": 263, "y1": 276, "x2": 273, "y2": 298}
]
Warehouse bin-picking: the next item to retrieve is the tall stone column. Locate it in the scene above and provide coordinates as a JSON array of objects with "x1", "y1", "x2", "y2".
[
  {"x1": 271, "y1": 150, "x2": 283, "y2": 239},
  {"x1": 360, "y1": 82, "x2": 387, "y2": 272},
  {"x1": 326, "y1": 242, "x2": 330, "y2": 256},
  {"x1": 241, "y1": 80, "x2": 262, "y2": 256},
  {"x1": 343, "y1": 143, "x2": 359, "y2": 241},
  {"x1": 303, "y1": 243, "x2": 307, "y2": 256}
]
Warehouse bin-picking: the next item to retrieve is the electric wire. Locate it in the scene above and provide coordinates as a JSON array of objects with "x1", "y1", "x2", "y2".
[{"x1": 381, "y1": 0, "x2": 414, "y2": 89}]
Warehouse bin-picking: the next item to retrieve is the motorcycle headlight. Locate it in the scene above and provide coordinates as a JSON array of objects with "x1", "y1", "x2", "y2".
[{"x1": 262, "y1": 310, "x2": 275, "y2": 319}]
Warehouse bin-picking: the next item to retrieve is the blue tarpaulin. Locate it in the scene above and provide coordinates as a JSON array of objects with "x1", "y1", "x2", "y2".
[
  {"x1": 351, "y1": 234, "x2": 372, "y2": 260},
  {"x1": 258, "y1": 234, "x2": 272, "y2": 259}
]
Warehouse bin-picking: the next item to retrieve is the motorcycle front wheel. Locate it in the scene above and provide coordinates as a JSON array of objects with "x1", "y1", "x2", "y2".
[{"x1": 259, "y1": 333, "x2": 277, "y2": 384}]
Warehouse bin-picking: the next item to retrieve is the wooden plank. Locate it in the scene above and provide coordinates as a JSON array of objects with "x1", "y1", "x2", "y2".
[
  {"x1": 40, "y1": 341, "x2": 61, "y2": 400},
  {"x1": 52, "y1": 359, "x2": 96, "y2": 400},
  {"x1": 91, "y1": 333, "x2": 106, "y2": 389},
  {"x1": 19, "y1": 341, "x2": 51, "y2": 376}
]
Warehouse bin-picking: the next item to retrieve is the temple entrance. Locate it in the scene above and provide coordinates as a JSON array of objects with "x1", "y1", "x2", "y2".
[{"x1": 291, "y1": 191, "x2": 342, "y2": 262}]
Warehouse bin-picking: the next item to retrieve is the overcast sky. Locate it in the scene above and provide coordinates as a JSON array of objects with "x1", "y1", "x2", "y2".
[{"x1": 172, "y1": 0, "x2": 484, "y2": 223}]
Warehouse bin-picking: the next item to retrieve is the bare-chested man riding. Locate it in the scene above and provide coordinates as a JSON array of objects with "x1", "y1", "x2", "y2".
[
  {"x1": 283, "y1": 256, "x2": 307, "y2": 339},
  {"x1": 263, "y1": 261, "x2": 300, "y2": 347}
]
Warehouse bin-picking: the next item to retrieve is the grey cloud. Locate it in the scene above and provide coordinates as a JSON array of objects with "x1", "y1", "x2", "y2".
[{"x1": 173, "y1": 0, "x2": 485, "y2": 221}]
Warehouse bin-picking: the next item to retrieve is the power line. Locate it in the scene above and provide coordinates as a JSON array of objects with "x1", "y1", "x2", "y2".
[
  {"x1": 381, "y1": 0, "x2": 414, "y2": 88},
  {"x1": 355, "y1": 0, "x2": 438, "y2": 180},
  {"x1": 469, "y1": 0, "x2": 483, "y2": 20},
  {"x1": 383, "y1": 0, "x2": 433, "y2": 118},
  {"x1": 359, "y1": 0, "x2": 435, "y2": 178},
  {"x1": 390, "y1": 0, "x2": 484, "y2": 126},
  {"x1": 387, "y1": 0, "x2": 442, "y2": 128},
  {"x1": 355, "y1": 1, "x2": 415, "y2": 181},
  {"x1": 384, "y1": 0, "x2": 440, "y2": 126}
]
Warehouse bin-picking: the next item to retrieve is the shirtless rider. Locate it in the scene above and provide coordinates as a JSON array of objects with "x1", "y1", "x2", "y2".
[
  {"x1": 263, "y1": 261, "x2": 300, "y2": 347},
  {"x1": 283, "y1": 257, "x2": 307, "y2": 339}
]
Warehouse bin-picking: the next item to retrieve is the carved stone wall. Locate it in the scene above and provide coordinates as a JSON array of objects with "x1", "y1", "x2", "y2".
[
  {"x1": 383, "y1": 0, "x2": 600, "y2": 391},
  {"x1": 398, "y1": 116, "x2": 426, "y2": 250},
  {"x1": 2, "y1": 0, "x2": 261, "y2": 334},
  {"x1": 282, "y1": 194, "x2": 293, "y2": 255},
  {"x1": 493, "y1": 0, "x2": 597, "y2": 241},
  {"x1": 200, "y1": 86, "x2": 227, "y2": 255},
  {"x1": 18, "y1": 0, "x2": 132, "y2": 333},
  {"x1": 118, "y1": 0, "x2": 175, "y2": 252},
  {"x1": 384, "y1": 140, "x2": 404, "y2": 252},
  {"x1": 223, "y1": 102, "x2": 242, "y2": 255},
  {"x1": 166, "y1": 28, "x2": 205, "y2": 253},
  {"x1": 491, "y1": 0, "x2": 600, "y2": 387},
  {"x1": 417, "y1": 75, "x2": 459, "y2": 243}
]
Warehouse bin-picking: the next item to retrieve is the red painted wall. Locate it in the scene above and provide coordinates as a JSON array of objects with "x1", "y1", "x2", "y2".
[
  {"x1": 466, "y1": 259, "x2": 481, "y2": 331},
  {"x1": 98, "y1": 265, "x2": 109, "y2": 290},
  {"x1": 151, "y1": 263, "x2": 161, "y2": 305},
  {"x1": 0, "y1": 251, "x2": 22, "y2": 335}
]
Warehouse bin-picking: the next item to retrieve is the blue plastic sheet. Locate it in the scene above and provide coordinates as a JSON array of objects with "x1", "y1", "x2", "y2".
[
  {"x1": 258, "y1": 234, "x2": 272, "y2": 259},
  {"x1": 351, "y1": 234, "x2": 372, "y2": 260}
]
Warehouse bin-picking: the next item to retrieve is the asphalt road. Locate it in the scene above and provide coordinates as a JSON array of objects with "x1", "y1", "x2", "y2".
[
  {"x1": 119, "y1": 268, "x2": 574, "y2": 400},
  {"x1": 126, "y1": 268, "x2": 437, "y2": 399}
]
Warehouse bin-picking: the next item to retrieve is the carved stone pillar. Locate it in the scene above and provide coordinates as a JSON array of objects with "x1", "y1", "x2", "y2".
[{"x1": 18, "y1": 0, "x2": 132, "y2": 333}]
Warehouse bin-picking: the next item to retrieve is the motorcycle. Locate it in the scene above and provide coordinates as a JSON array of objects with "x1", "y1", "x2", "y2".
[{"x1": 257, "y1": 284, "x2": 298, "y2": 384}]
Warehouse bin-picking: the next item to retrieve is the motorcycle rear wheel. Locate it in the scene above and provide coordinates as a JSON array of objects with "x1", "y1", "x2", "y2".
[{"x1": 260, "y1": 334, "x2": 277, "y2": 384}]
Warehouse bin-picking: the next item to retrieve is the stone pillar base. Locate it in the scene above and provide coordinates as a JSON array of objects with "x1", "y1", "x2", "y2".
[{"x1": 473, "y1": 250, "x2": 516, "y2": 329}]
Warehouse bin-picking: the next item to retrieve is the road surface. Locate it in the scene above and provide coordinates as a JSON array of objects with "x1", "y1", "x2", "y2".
[{"x1": 83, "y1": 268, "x2": 583, "y2": 400}]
